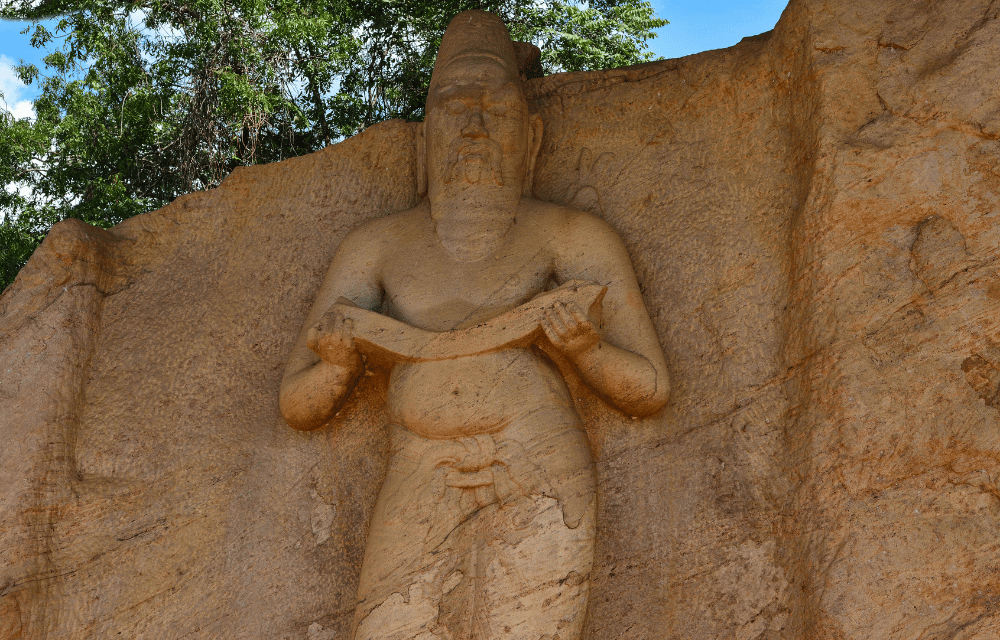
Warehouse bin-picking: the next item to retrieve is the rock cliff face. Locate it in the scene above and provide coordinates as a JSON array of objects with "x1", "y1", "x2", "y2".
[{"x1": 1, "y1": 1, "x2": 998, "y2": 638}]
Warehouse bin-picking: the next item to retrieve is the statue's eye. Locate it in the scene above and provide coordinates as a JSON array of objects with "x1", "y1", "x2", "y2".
[
  {"x1": 447, "y1": 100, "x2": 466, "y2": 115},
  {"x1": 488, "y1": 103, "x2": 509, "y2": 117}
]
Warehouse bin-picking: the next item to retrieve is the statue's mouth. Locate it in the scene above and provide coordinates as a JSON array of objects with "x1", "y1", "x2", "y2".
[
  {"x1": 459, "y1": 151, "x2": 487, "y2": 164},
  {"x1": 446, "y1": 139, "x2": 504, "y2": 186},
  {"x1": 456, "y1": 143, "x2": 491, "y2": 163}
]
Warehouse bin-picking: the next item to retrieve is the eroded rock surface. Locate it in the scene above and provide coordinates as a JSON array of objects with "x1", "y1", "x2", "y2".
[{"x1": 2, "y1": 0, "x2": 998, "y2": 638}]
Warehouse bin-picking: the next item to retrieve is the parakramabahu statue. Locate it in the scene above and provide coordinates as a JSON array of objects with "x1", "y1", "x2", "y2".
[{"x1": 279, "y1": 10, "x2": 669, "y2": 639}]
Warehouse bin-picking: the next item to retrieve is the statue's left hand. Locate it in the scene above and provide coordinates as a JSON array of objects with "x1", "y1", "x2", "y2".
[
  {"x1": 541, "y1": 301, "x2": 601, "y2": 361},
  {"x1": 307, "y1": 309, "x2": 363, "y2": 371}
]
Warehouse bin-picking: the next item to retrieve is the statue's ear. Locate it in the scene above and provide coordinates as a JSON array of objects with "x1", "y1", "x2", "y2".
[
  {"x1": 416, "y1": 120, "x2": 427, "y2": 198},
  {"x1": 523, "y1": 113, "x2": 543, "y2": 197}
]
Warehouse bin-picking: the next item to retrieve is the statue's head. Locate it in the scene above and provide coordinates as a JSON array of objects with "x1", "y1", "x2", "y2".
[{"x1": 419, "y1": 10, "x2": 543, "y2": 204}]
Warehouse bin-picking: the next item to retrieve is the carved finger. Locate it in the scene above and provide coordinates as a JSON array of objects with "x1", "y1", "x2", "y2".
[
  {"x1": 566, "y1": 302, "x2": 592, "y2": 329},
  {"x1": 541, "y1": 317, "x2": 566, "y2": 349},
  {"x1": 545, "y1": 308, "x2": 569, "y2": 336},
  {"x1": 343, "y1": 317, "x2": 354, "y2": 341},
  {"x1": 555, "y1": 303, "x2": 578, "y2": 331}
]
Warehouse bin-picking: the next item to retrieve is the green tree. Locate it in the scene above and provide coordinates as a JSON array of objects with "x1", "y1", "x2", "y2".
[{"x1": 0, "y1": 0, "x2": 666, "y2": 290}]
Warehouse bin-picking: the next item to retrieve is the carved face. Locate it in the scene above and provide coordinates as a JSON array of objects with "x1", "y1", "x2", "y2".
[{"x1": 424, "y1": 57, "x2": 532, "y2": 202}]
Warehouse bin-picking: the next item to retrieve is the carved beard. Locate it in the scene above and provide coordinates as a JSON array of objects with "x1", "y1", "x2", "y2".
[{"x1": 444, "y1": 138, "x2": 505, "y2": 187}]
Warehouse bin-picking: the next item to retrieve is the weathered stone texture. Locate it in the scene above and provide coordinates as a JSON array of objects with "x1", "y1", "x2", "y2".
[{"x1": 2, "y1": 0, "x2": 998, "y2": 638}]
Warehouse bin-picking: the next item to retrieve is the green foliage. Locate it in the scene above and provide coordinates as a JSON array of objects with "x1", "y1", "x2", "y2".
[{"x1": 0, "y1": 0, "x2": 666, "y2": 290}]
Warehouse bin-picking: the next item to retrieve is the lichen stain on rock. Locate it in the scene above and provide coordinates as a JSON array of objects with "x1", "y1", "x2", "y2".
[{"x1": 961, "y1": 354, "x2": 1000, "y2": 407}]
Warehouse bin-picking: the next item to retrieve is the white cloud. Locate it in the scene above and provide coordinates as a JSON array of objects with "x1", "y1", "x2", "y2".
[{"x1": 0, "y1": 54, "x2": 36, "y2": 121}]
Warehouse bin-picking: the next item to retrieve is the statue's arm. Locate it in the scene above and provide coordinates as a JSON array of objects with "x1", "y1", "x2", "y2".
[
  {"x1": 279, "y1": 227, "x2": 384, "y2": 431},
  {"x1": 551, "y1": 212, "x2": 670, "y2": 417}
]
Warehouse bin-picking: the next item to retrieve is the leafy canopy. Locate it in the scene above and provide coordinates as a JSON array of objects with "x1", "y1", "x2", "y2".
[{"x1": 0, "y1": 0, "x2": 666, "y2": 290}]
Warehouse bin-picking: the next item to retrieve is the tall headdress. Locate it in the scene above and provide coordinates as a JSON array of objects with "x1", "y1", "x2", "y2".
[
  {"x1": 418, "y1": 10, "x2": 543, "y2": 197},
  {"x1": 430, "y1": 10, "x2": 521, "y2": 90}
]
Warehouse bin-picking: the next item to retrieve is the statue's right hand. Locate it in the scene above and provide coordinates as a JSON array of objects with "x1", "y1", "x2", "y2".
[{"x1": 306, "y1": 309, "x2": 363, "y2": 370}]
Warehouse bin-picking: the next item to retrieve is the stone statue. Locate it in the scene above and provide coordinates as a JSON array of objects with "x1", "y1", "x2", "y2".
[{"x1": 279, "y1": 10, "x2": 669, "y2": 639}]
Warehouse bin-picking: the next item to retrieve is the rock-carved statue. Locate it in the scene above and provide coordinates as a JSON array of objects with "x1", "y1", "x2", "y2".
[{"x1": 279, "y1": 11, "x2": 669, "y2": 639}]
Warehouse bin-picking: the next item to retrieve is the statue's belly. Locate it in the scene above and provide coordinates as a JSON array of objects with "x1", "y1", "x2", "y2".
[{"x1": 387, "y1": 349, "x2": 572, "y2": 438}]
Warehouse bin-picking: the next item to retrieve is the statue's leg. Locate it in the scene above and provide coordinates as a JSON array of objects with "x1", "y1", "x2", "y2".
[
  {"x1": 351, "y1": 426, "x2": 458, "y2": 640},
  {"x1": 351, "y1": 416, "x2": 596, "y2": 640},
  {"x1": 480, "y1": 409, "x2": 597, "y2": 640}
]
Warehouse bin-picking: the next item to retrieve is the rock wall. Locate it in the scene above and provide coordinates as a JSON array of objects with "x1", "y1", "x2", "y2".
[
  {"x1": 1, "y1": 1, "x2": 998, "y2": 638},
  {"x1": 781, "y1": 2, "x2": 1000, "y2": 638}
]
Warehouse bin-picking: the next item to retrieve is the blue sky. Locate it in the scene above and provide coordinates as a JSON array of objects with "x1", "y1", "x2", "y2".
[
  {"x1": 648, "y1": 0, "x2": 788, "y2": 59},
  {"x1": 0, "y1": 1, "x2": 789, "y2": 118}
]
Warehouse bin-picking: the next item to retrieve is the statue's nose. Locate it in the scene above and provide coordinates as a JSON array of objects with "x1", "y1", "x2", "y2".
[{"x1": 461, "y1": 109, "x2": 488, "y2": 139}]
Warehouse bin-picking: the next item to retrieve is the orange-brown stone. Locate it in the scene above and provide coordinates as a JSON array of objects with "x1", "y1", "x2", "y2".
[{"x1": 2, "y1": 1, "x2": 998, "y2": 638}]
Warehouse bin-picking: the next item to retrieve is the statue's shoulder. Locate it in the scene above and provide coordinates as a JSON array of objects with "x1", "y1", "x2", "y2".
[
  {"x1": 338, "y1": 202, "x2": 429, "y2": 253},
  {"x1": 521, "y1": 197, "x2": 622, "y2": 245}
]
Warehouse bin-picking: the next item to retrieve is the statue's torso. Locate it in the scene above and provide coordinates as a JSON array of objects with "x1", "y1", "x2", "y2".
[
  {"x1": 377, "y1": 205, "x2": 576, "y2": 439},
  {"x1": 386, "y1": 352, "x2": 573, "y2": 438}
]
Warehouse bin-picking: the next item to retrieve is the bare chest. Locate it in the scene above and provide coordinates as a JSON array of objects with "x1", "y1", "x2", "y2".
[{"x1": 380, "y1": 239, "x2": 553, "y2": 331}]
